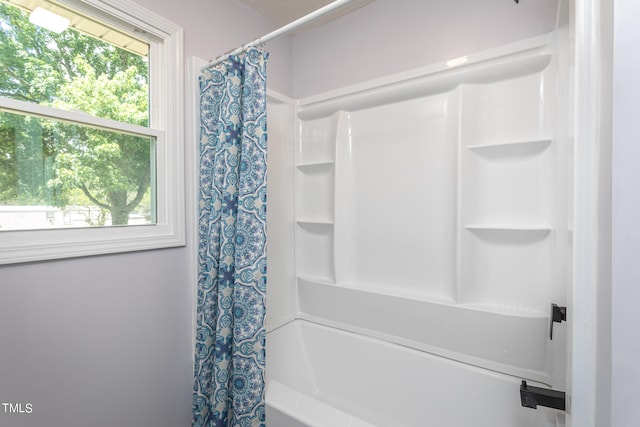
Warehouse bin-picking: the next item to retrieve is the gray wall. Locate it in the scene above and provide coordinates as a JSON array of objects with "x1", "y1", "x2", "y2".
[
  {"x1": 0, "y1": 251, "x2": 193, "y2": 426},
  {"x1": 132, "y1": 0, "x2": 293, "y2": 96},
  {"x1": 0, "y1": 1, "x2": 291, "y2": 426},
  {"x1": 612, "y1": 1, "x2": 640, "y2": 425},
  {"x1": 291, "y1": 0, "x2": 559, "y2": 98}
]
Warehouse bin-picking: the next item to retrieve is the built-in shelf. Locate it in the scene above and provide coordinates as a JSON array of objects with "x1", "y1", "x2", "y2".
[
  {"x1": 467, "y1": 139, "x2": 552, "y2": 157},
  {"x1": 297, "y1": 276, "x2": 548, "y2": 315},
  {"x1": 296, "y1": 161, "x2": 334, "y2": 220},
  {"x1": 464, "y1": 225, "x2": 552, "y2": 232},
  {"x1": 464, "y1": 226, "x2": 551, "y2": 244},
  {"x1": 295, "y1": 275, "x2": 552, "y2": 381},
  {"x1": 296, "y1": 222, "x2": 335, "y2": 282},
  {"x1": 296, "y1": 160, "x2": 335, "y2": 170},
  {"x1": 459, "y1": 302, "x2": 548, "y2": 318},
  {"x1": 296, "y1": 220, "x2": 334, "y2": 226}
]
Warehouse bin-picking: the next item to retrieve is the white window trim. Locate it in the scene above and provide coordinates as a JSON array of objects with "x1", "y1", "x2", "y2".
[{"x1": 0, "y1": 0, "x2": 185, "y2": 264}]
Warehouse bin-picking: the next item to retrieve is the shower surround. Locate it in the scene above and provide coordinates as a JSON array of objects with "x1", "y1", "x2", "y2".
[{"x1": 264, "y1": 29, "x2": 570, "y2": 427}]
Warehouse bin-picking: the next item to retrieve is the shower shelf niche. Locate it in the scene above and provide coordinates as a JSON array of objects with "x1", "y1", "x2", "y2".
[
  {"x1": 464, "y1": 225, "x2": 552, "y2": 233},
  {"x1": 296, "y1": 220, "x2": 334, "y2": 225},
  {"x1": 296, "y1": 222, "x2": 334, "y2": 283},
  {"x1": 463, "y1": 227, "x2": 553, "y2": 248},
  {"x1": 295, "y1": 162, "x2": 334, "y2": 224},
  {"x1": 467, "y1": 138, "x2": 553, "y2": 154},
  {"x1": 296, "y1": 160, "x2": 335, "y2": 169},
  {"x1": 460, "y1": 136, "x2": 554, "y2": 228}
]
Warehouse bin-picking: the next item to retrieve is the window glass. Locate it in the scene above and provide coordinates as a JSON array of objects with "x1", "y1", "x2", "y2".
[
  {"x1": 0, "y1": 0, "x2": 149, "y2": 124},
  {"x1": 0, "y1": 110, "x2": 155, "y2": 229},
  {"x1": 0, "y1": 0, "x2": 155, "y2": 229}
]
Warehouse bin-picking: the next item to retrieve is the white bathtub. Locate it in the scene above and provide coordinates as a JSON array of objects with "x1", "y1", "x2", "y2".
[{"x1": 266, "y1": 320, "x2": 561, "y2": 427}]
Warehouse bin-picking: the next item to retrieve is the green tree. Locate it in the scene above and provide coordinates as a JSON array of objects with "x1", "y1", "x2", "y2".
[
  {"x1": 0, "y1": 3, "x2": 149, "y2": 225},
  {"x1": 49, "y1": 58, "x2": 150, "y2": 225},
  {"x1": 0, "y1": 122, "x2": 17, "y2": 201}
]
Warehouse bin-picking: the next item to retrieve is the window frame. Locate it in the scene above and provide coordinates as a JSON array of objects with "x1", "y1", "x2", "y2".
[{"x1": 0, "y1": 0, "x2": 185, "y2": 264}]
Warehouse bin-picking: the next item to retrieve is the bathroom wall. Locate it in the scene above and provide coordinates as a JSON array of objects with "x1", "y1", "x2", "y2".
[
  {"x1": 0, "y1": 251, "x2": 192, "y2": 427},
  {"x1": 0, "y1": 1, "x2": 291, "y2": 427},
  {"x1": 291, "y1": 0, "x2": 559, "y2": 98},
  {"x1": 133, "y1": 0, "x2": 293, "y2": 96},
  {"x1": 612, "y1": 1, "x2": 640, "y2": 425}
]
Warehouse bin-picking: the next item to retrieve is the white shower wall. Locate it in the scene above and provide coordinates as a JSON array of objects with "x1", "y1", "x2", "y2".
[
  {"x1": 265, "y1": 91, "x2": 296, "y2": 331},
  {"x1": 291, "y1": 33, "x2": 570, "y2": 383},
  {"x1": 265, "y1": 28, "x2": 571, "y2": 425}
]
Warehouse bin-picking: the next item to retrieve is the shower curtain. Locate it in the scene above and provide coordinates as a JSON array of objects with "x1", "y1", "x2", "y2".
[{"x1": 193, "y1": 47, "x2": 268, "y2": 427}]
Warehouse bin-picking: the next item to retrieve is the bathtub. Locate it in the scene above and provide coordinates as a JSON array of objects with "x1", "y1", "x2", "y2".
[{"x1": 265, "y1": 319, "x2": 562, "y2": 427}]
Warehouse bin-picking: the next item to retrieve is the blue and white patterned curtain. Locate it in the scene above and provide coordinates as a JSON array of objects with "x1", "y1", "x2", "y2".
[{"x1": 193, "y1": 47, "x2": 268, "y2": 427}]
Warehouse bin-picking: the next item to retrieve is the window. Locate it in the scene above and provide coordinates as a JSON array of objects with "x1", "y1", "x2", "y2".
[{"x1": 0, "y1": 0, "x2": 184, "y2": 263}]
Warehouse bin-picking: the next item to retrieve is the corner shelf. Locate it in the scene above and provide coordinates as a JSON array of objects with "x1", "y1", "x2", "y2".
[
  {"x1": 296, "y1": 162, "x2": 334, "y2": 221},
  {"x1": 464, "y1": 225, "x2": 551, "y2": 244},
  {"x1": 296, "y1": 160, "x2": 335, "y2": 170},
  {"x1": 464, "y1": 225, "x2": 552, "y2": 232},
  {"x1": 467, "y1": 139, "x2": 552, "y2": 157},
  {"x1": 295, "y1": 221, "x2": 335, "y2": 283},
  {"x1": 296, "y1": 219, "x2": 334, "y2": 226}
]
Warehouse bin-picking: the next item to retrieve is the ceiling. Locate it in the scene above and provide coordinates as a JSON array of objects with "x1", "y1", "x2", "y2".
[{"x1": 236, "y1": 0, "x2": 375, "y2": 34}]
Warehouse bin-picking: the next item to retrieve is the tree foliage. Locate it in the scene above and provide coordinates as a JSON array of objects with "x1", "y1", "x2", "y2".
[{"x1": 0, "y1": 3, "x2": 150, "y2": 225}]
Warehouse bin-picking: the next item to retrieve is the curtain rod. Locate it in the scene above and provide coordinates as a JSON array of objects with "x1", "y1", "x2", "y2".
[{"x1": 201, "y1": 0, "x2": 358, "y2": 71}]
